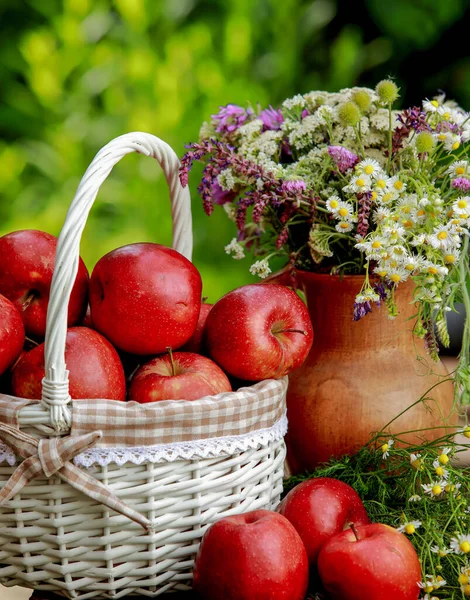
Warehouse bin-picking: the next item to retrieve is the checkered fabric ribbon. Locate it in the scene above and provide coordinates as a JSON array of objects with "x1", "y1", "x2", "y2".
[
  {"x1": 0, "y1": 423, "x2": 152, "y2": 531},
  {"x1": 69, "y1": 378, "x2": 288, "y2": 446}
]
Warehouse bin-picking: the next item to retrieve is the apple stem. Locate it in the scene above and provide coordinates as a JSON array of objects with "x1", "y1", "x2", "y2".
[
  {"x1": 350, "y1": 523, "x2": 359, "y2": 541},
  {"x1": 21, "y1": 292, "x2": 38, "y2": 311},
  {"x1": 25, "y1": 336, "x2": 39, "y2": 347},
  {"x1": 127, "y1": 363, "x2": 141, "y2": 383},
  {"x1": 167, "y1": 346, "x2": 176, "y2": 376}
]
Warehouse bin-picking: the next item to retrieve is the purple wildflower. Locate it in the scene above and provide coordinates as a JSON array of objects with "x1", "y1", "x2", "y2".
[
  {"x1": 373, "y1": 282, "x2": 388, "y2": 302},
  {"x1": 452, "y1": 177, "x2": 470, "y2": 192},
  {"x1": 276, "y1": 227, "x2": 289, "y2": 249},
  {"x1": 392, "y1": 107, "x2": 430, "y2": 155},
  {"x1": 301, "y1": 109, "x2": 310, "y2": 119},
  {"x1": 282, "y1": 180, "x2": 307, "y2": 194},
  {"x1": 436, "y1": 121, "x2": 460, "y2": 134},
  {"x1": 353, "y1": 300, "x2": 373, "y2": 321},
  {"x1": 212, "y1": 104, "x2": 253, "y2": 134},
  {"x1": 356, "y1": 192, "x2": 373, "y2": 238},
  {"x1": 260, "y1": 106, "x2": 284, "y2": 131},
  {"x1": 328, "y1": 146, "x2": 359, "y2": 173},
  {"x1": 211, "y1": 181, "x2": 238, "y2": 205},
  {"x1": 396, "y1": 107, "x2": 430, "y2": 133}
]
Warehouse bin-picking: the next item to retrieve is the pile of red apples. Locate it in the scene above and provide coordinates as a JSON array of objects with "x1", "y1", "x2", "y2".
[
  {"x1": 194, "y1": 478, "x2": 422, "y2": 600},
  {"x1": 0, "y1": 229, "x2": 313, "y2": 401}
]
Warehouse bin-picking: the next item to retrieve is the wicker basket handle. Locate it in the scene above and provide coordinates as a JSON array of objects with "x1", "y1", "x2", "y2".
[{"x1": 41, "y1": 132, "x2": 192, "y2": 432}]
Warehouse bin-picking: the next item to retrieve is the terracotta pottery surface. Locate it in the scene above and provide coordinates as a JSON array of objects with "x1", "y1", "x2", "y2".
[{"x1": 286, "y1": 272, "x2": 456, "y2": 473}]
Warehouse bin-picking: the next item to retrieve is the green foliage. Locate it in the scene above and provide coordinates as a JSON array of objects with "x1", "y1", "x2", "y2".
[
  {"x1": 0, "y1": 0, "x2": 469, "y2": 299},
  {"x1": 286, "y1": 427, "x2": 470, "y2": 599}
]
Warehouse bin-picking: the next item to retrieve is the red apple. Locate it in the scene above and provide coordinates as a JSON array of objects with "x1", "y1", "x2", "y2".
[
  {"x1": 205, "y1": 284, "x2": 313, "y2": 381},
  {"x1": 0, "y1": 294, "x2": 25, "y2": 376},
  {"x1": 89, "y1": 243, "x2": 202, "y2": 355},
  {"x1": 0, "y1": 230, "x2": 89, "y2": 337},
  {"x1": 180, "y1": 302, "x2": 212, "y2": 353},
  {"x1": 128, "y1": 351, "x2": 231, "y2": 402},
  {"x1": 278, "y1": 478, "x2": 370, "y2": 567},
  {"x1": 12, "y1": 326, "x2": 126, "y2": 400},
  {"x1": 193, "y1": 510, "x2": 309, "y2": 600},
  {"x1": 318, "y1": 523, "x2": 421, "y2": 600}
]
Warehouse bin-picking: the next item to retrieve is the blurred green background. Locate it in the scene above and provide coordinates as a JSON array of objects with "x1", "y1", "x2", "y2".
[{"x1": 1, "y1": 0, "x2": 469, "y2": 301}]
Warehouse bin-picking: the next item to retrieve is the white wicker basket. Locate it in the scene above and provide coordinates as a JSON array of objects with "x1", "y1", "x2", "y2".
[{"x1": 0, "y1": 133, "x2": 287, "y2": 599}]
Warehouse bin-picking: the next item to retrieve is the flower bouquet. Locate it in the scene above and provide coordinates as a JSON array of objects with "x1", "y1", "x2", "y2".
[{"x1": 180, "y1": 80, "x2": 470, "y2": 406}]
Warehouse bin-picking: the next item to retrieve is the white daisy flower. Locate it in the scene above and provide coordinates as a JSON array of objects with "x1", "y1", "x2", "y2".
[
  {"x1": 421, "y1": 480, "x2": 446, "y2": 497},
  {"x1": 411, "y1": 206, "x2": 428, "y2": 222},
  {"x1": 408, "y1": 494, "x2": 422, "y2": 502},
  {"x1": 410, "y1": 233, "x2": 427, "y2": 247},
  {"x1": 403, "y1": 255, "x2": 424, "y2": 273},
  {"x1": 430, "y1": 545, "x2": 451, "y2": 556},
  {"x1": 356, "y1": 158, "x2": 383, "y2": 178},
  {"x1": 335, "y1": 221, "x2": 354, "y2": 233},
  {"x1": 366, "y1": 236, "x2": 388, "y2": 252},
  {"x1": 381, "y1": 439, "x2": 394, "y2": 459},
  {"x1": 344, "y1": 174, "x2": 372, "y2": 194},
  {"x1": 372, "y1": 207, "x2": 392, "y2": 224},
  {"x1": 419, "y1": 575, "x2": 446, "y2": 594},
  {"x1": 410, "y1": 453, "x2": 423, "y2": 469},
  {"x1": 249, "y1": 259, "x2": 271, "y2": 279},
  {"x1": 389, "y1": 245, "x2": 408, "y2": 260},
  {"x1": 356, "y1": 291, "x2": 381, "y2": 304},
  {"x1": 433, "y1": 459, "x2": 449, "y2": 479},
  {"x1": 445, "y1": 481, "x2": 461, "y2": 495},
  {"x1": 397, "y1": 520, "x2": 422, "y2": 534},
  {"x1": 376, "y1": 188, "x2": 399, "y2": 205},
  {"x1": 224, "y1": 238, "x2": 245, "y2": 260},
  {"x1": 423, "y1": 98, "x2": 441, "y2": 113},
  {"x1": 424, "y1": 262, "x2": 449, "y2": 278},
  {"x1": 442, "y1": 132, "x2": 461, "y2": 152},
  {"x1": 453, "y1": 196, "x2": 470, "y2": 215},
  {"x1": 386, "y1": 267, "x2": 409, "y2": 284},
  {"x1": 374, "y1": 175, "x2": 391, "y2": 191},
  {"x1": 335, "y1": 201, "x2": 356, "y2": 222},
  {"x1": 450, "y1": 534, "x2": 470, "y2": 554},
  {"x1": 438, "y1": 447, "x2": 452, "y2": 463},
  {"x1": 387, "y1": 175, "x2": 407, "y2": 194},
  {"x1": 382, "y1": 224, "x2": 406, "y2": 242},
  {"x1": 447, "y1": 160, "x2": 469, "y2": 177},
  {"x1": 458, "y1": 425, "x2": 470, "y2": 439},
  {"x1": 427, "y1": 225, "x2": 454, "y2": 250},
  {"x1": 326, "y1": 194, "x2": 342, "y2": 214},
  {"x1": 373, "y1": 263, "x2": 389, "y2": 278},
  {"x1": 396, "y1": 195, "x2": 418, "y2": 216}
]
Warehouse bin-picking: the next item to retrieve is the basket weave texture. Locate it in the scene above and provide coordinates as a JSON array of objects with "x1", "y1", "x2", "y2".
[{"x1": 0, "y1": 133, "x2": 287, "y2": 599}]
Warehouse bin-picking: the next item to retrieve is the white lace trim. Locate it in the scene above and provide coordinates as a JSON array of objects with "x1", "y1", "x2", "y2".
[{"x1": 0, "y1": 413, "x2": 287, "y2": 468}]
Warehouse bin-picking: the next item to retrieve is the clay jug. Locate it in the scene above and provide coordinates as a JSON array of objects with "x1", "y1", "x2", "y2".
[{"x1": 286, "y1": 272, "x2": 456, "y2": 473}]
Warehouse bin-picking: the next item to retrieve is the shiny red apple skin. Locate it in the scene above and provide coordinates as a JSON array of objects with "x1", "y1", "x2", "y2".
[
  {"x1": 12, "y1": 326, "x2": 126, "y2": 400},
  {"x1": 89, "y1": 243, "x2": 202, "y2": 355},
  {"x1": 180, "y1": 302, "x2": 212, "y2": 353},
  {"x1": 318, "y1": 523, "x2": 421, "y2": 600},
  {"x1": 129, "y1": 352, "x2": 231, "y2": 402},
  {"x1": 0, "y1": 230, "x2": 89, "y2": 337},
  {"x1": 278, "y1": 478, "x2": 370, "y2": 567},
  {"x1": 205, "y1": 284, "x2": 313, "y2": 381},
  {"x1": 193, "y1": 510, "x2": 309, "y2": 600},
  {"x1": 0, "y1": 294, "x2": 25, "y2": 376}
]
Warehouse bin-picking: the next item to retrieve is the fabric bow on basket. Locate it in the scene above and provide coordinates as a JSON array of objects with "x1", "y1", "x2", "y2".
[{"x1": 0, "y1": 423, "x2": 153, "y2": 531}]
